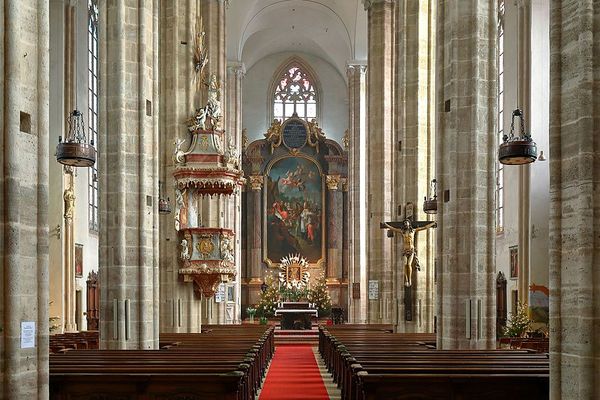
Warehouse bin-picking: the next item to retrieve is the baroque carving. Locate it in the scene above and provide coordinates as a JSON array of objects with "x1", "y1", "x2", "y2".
[
  {"x1": 265, "y1": 119, "x2": 283, "y2": 153},
  {"x1": 342, "y1": 129, "x2": 350, "y2": 149},
  {"x1": 248, "y1": 175, "x2": 264, "y2": 191},
  {"x1": 63, "y1": 185, "x2": 75, "y2": 221},
  {"x1": 192, "y1": 16, "x2": 208, "y2": 89},
  {"x1": 326, "y1": 174, "x2": 342, "y2": 191}
]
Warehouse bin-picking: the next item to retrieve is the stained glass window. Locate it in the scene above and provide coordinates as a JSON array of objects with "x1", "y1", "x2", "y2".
[{"x1": 273, "y1": 64, "x2": 318, "y2": 121}]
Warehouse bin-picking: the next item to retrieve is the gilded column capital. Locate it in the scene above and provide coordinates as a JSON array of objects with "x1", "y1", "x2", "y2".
[
  {"x1": 363, "y1": 0, "x2": 396, "y2": 11},
  {"x1": 341, "y1": 177, "x2": 349, "y2": 192},
  {"x1": 248, "y1": 175, "x2": 264, "y2": 190},
  {"x1": 326, "y1": 174, "x2": 342, "y2": 191}
]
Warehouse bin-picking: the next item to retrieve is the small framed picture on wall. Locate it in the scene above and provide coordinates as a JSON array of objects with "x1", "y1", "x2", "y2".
[
  {"x1": 509, "y1": 245, "x2": 518, "y2": 279},
  {"x1": 75, "y1": 243, "x2": 83, "y2": 278}
]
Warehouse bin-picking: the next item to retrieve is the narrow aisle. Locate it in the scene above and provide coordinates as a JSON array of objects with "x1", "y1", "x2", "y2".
[{"x1": 258, "y1": 345, "x2": 330, "y2": 400}]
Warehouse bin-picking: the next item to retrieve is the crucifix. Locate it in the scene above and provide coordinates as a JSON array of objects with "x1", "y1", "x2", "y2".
[{"x1": 380, "y1": 203, "x2": 437, "y2": 320}]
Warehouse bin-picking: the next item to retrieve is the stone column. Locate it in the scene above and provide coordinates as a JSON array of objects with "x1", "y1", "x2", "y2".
[
  {"x1": 99, "y1": 0, "x2": 159, "y2": 349},
  {"x1": 326, "y1": 175, "x2": 343, "y2": 280},
  {"x1": 326, "y1": 175, "x2": 344, "y2": 306},
  {"x1": 346, "y1": 62, "x2": 367, "y2": 323},
  {"x1": 394, "y1": 0, "x2": 436, "y2": 333},
  {"x1": 159, "y1": 0, "x2": 202, "y2": 334},
  {"x1": 227, "y1": 61, "x2": 245, "y2": 323},
  {"x1": 549, "y1": 1, "x2": 600, "y2": 398},
  {"x1": 246, "y1": 175, "x2": 263, "y2": 306},
  {"x1": 364, "y1": 0, "x2": 397, "y2": 323},
  {"x1": 63, "y1": 168, "x2": 76, "y2": 332},
  {"x1": 435, "y1": 0, "x2": 497, "y2": 349},
  {"x1": 0, "y1": 0, "x2": 50, "y2": 397}
]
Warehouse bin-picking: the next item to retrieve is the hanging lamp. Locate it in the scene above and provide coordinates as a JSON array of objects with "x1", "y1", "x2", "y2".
[
  {"x1": 423, "y1": 179, "x2": 438, "y2": 214},
  {"x1": 158, "y1": 181, "x2": 172, "y2": 214},
  {"x1": 498, "y1": 108, "x2": 537, "y2": 165},
  {"x1": 56, "y1": 110, "x2": 96, "y2": 167}
]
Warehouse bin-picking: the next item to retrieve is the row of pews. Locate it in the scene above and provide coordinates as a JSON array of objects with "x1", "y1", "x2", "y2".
[
  {"x1": 50, "y1": 325, "x2": 274, "y2": 400},
  {"x1": 319, "y1": 325, "x2": 549, "y2": 400},
  {"x1": 50, "y1": 331, "x2": 99, "y2": 353}
]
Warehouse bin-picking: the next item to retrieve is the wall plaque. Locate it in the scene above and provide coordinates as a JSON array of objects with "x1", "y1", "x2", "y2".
[{"x1": 282, "y1": 120, "x2": 307, "y2": 149}]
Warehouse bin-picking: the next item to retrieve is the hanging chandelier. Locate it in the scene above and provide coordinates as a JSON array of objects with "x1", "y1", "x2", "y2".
[
  {"x1": 158, "y1": 181, "x2": 172, "y2": 214},
  {"x1": 422, "y1": 179, "x2": 438, "y2": 214},
  {"x1": 56, "y1": 109, "x2": 96, "y2": 167},
  {"x1": 498, "y1": 108, "x2": 537, "y2": 165}
]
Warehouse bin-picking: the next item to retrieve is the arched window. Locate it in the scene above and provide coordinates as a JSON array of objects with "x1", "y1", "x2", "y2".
[
  {"x1": 88, "y1": 0, "x2": 99, "y2": 232},
  {"x1": 272, "y1": 59, "x2": 319, "y2": 122},
  {"x1": 495, "y1": 0, "x2": 505, "y2": 233}
]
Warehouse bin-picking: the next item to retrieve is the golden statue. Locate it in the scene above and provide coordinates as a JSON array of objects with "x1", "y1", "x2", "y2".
[
  {"x1": 63, "y1": 185, "x2": 75, "y2": 221},
  {"x1": 381, "y1": 219, "x2": 436, "y2": 287}
]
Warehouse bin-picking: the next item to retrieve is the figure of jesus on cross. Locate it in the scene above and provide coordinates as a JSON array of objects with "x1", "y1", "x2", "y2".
[{"x1": 380, "y1": 218, "x2": 437, "y2": 287}]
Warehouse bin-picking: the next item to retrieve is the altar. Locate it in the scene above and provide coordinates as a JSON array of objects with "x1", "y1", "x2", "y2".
[{"x1": 275, "y1": 302, "x2": 318, "y2": 330}]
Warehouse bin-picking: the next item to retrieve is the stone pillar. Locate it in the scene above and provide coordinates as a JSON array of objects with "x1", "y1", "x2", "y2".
[
  {"x1": 549, "y1": 1, "x2": 600, "y2": 398},
  {"x1": 0, "y1": 0, "x2": 50, "y2": 397},
  {"x1": 158, "y1": 0, "x2": 203, "y2": 333},
  {"x1": 227, "y1": 61, "x2": 245, "y2": 323},
  {"x1": 364, "y1": 0, "x2": 397, "y2": 323},
  {"x1": 326, "y1": 175, "x2": 344, "y2": 306},
  {"x1": 326, "y1": 175, "x2": 343, "y2": 282},
  {"x1": 246, "y1": 175, "x2": 263, "y2": 306},
  {"x1": 99, "y1": 0, "x2": 159, "y2": 349},
  {"x1": 346, "y1": 62, "x2": 368, "y2": 323},
  {"x1": 393, "y1": 0, "x2": 436, "y2": 333},
  {"x1": 435, "y1": 0, "x2": 497, "y2": 349},
  {"x1": 63, "y1": 168, "x2": 76, "y2": 332}
]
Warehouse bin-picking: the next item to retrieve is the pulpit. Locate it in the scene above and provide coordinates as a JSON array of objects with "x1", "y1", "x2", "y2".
[{"x1": 274, "y1": 302, "x2": 318, "y2": 330}]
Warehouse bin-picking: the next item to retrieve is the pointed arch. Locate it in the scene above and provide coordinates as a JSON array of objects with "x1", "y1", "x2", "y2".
[{"x1": 268, "y1": 56, "x2": 322, "y2": 124}]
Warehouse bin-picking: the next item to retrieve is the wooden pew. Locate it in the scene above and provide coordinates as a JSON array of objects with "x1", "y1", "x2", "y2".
[
  {"x1": 50, "y1": 325, "x2": 274, "y2": 400},
  {"x1": 319, "y1": 326, "x2": 549, "y2": 400}
]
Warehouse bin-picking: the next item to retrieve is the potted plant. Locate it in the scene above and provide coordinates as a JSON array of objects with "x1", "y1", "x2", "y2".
[{"x1": 246, "y1": 306, "x2": 256, "y2": 323}]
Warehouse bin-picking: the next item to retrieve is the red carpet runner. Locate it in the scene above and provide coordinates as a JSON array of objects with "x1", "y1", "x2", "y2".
[{"x1": 259, "y1": 345, "x2": 330, "y2": 400}]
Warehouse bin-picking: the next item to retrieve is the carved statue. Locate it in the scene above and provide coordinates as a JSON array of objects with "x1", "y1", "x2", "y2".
[
  {"x1": 265, "y1": 119, "x2": 283, "y2": 152},
  {"x1": 220, "y1": 235, "x2": 235, "y2": 264},
  {"x1": 175, "y1": 188, "x2": 186, "y2": 231},
  {"x1": 180, "y1": 239, "x2": 191, "y2": 261},
  {"x1": 224, "y1": 138, "x2": 240, "y2": 169},
  {"x1": 192, "y1": 17, "x2": 208, "y2": 88},
  {"x1": 63, "y1": 185, "x2": 75, "y2": 221},
  {"x1": 187, "y1": 74, "x2": 223, "y2": 132},
  {"x1": 381, "y1": 219, "x2": 437, "y2": 287}
]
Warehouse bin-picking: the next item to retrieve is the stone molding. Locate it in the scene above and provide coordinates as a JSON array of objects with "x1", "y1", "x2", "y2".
[
  {"x1": 363, "y1": 0, "x2": 396, "y2": 11},
  {"x1": 248, "y1": 175, "x2": 264, "y2": 190}
]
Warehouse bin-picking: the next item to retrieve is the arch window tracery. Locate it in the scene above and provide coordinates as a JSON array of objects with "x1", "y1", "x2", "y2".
[{"x1": 273, "y1": 64, "x2": 318, "y2": 121}]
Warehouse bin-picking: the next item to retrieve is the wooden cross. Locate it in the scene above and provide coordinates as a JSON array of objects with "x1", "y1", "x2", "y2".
[{"x1": 380, "y1": 203, "x2": 437, "y2": 321}]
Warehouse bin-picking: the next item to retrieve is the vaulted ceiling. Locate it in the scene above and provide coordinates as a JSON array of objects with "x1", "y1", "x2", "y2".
[{"x1": 226, "y1": 0, "x2": 367, "y2": 76}]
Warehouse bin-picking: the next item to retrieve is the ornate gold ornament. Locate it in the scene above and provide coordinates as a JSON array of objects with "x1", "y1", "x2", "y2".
[
  {"x1": 197, "y1": 238, "x2": 215, "y2": 257},
  {"x1": 248, "y1": 175, "x2": 264, "y2": 191},
  {"x1": 326, "y1": 174, "x2": 341, "y2": 191},
  {"x1": 342, "y1": 129, "x2": 350, "y2": 149},
  {"x1": 63, "y1": 185, "x2": 75, "y2": 221},
  {"x1": 306, "y1": 119, "x2": 326, "y2": 152},
  {"x1": 279, "y1": 254, "x2": 310, "y2": 290},
  {"x1": 192, "y1": 16, "x2": 208, "y2": 90},
  {"x1": 265, "y1": 119, "x2": 283, "y2": 153}
]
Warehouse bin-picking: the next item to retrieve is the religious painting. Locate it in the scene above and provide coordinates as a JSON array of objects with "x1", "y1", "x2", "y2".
[
  {"x1": 264, "y1": 156, "x2": 323, "y2": 265},
  {"x1": 529, "y1": 284, "x2": 549, "y2": 324},
  {"x1": 75, "y1": 243, "x2": 83, "y2": 278},
  {"x1": 509, "y1": 245, "x2": 518, "y2": 279}
]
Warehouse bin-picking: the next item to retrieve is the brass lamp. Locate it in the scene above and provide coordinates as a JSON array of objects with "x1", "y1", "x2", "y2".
[
  {"x1": 56, "y1": 109, "x2": 96, "y2": 167},
  {"x1": 498, "y1": 109, "x2": 537, "y2": 165}
]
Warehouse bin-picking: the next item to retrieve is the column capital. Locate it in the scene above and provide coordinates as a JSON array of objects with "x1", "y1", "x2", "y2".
[
  {"x1": 346, "y1": 61, "x2": 367, "y2": 76},
  {"x1": 227, "y1": 61, "x2": 246, "y2": 77},
  {"x1": 326, "y1": 174, "x2": 342, "y2": 191},
  {"x1": 248, "y1": 175, "x2": 264, "y2": 190},
  {"x1": 362, "y1": 0, "x2": 396, "y2": 11}
]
